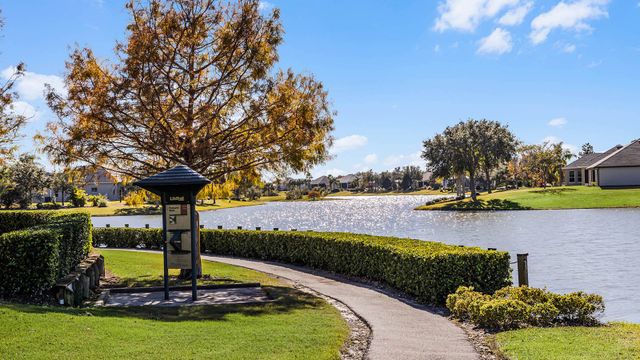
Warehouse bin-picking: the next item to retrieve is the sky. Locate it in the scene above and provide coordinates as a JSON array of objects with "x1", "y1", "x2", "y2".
[{"x1": 0, "y1": 0, "x2": 639, "y2": 177}]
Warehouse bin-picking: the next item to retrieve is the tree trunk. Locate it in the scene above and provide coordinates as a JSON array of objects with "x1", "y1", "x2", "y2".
[
  {"x1": 485, "y1": 169, "x2": 492, "y2": 194},
  {"x1": 61, "y1": 190, "x2": 65, "y2": 207},
  {"x1": 469, "y1": 173, "x2": 477, "y2": 202}
]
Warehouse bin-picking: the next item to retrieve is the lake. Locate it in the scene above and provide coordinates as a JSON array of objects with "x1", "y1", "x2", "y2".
[{"x1": 92, "y1": 195, "x2": 640, "y2": 322}]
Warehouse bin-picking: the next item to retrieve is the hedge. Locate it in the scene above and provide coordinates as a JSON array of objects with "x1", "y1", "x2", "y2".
[
  {"x1": 93, "y1": 227, "x2": 511, "y2": 305},
  {"x1": 0, "y1": 211, "x2": 93, "y2": 298}
]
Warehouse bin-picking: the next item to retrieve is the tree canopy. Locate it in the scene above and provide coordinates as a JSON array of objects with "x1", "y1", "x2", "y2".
[
  {"x1": 44, "y1": 0, "x2": 334, "y2": 181},
  {"x1": 422, "y1": 119, "x2": 517, "y2": 200}
]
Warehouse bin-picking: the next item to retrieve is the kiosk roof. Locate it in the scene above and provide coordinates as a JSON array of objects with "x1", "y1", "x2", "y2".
[{"x1": 133, "y1": 165, "x2": 211, "y2": 195}]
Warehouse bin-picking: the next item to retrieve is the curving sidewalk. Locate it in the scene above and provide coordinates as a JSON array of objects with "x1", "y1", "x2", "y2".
[{"x1": 201, "y1": 254, "x2": 479, "y2": 360}]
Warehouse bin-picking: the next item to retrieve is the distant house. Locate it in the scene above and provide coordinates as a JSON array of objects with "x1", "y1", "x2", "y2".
[
  {"x1": 82, "y1": 167, "x2": 124, "y2": 201},
  {"x1": 337, "y1": 174, "x2": 357, "y2": 189},
  {"x1": 415, "y1": 171, "x2": 434, "y2": 188},
  {"x1": 563, "y1": 140, "x2": 640, "y2": 187},
  {"x1": 310, "y1": 176, "x2": 330, "y2": 188}
]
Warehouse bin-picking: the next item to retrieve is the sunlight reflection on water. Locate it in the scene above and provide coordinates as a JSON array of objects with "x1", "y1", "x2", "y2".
[{"x1": 93, "y1": 195, "x2": 640, "y2": 322}]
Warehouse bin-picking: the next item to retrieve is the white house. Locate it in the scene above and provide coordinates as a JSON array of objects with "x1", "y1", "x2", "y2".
[{"x1": 564, "y1": 140, "x2": 640, "y2": 187}]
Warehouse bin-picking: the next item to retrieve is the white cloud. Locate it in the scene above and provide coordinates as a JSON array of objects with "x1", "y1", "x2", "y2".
[
  {"x1": 331, "y1": 135, "x2": 368, "y2": 154},
  {"x1": 258, "y1": 1, "x2": 273, "y2": 11},
  {"x1": 560, "y1": 42, "x2": 576, "y2": 53},
  {"x1": 434, "y1": 0, "x2": 521, "y2": 32},
  {"x1": 542, "y1": 136, "x2": 578, "y2": 154},
  {"x1": 8, "y1": 101, "x2": 40, "y2": 122},
  {"x1": 498, "y1": 2, "x2": 533, "y2": 26},
  {"x1": 530, "y1": 0, "x2": 610, "y2": 45},
  {"x1": 320, "y1": 168, "x2": 347, "y2": 177},
  {"x1": 1, "y1": 66, "x2": 66, "y2": 101},
  {"x1": 363, "y1": 154, "x2": 378, "y2": 165},
  {"x1": 434, "y1": 44, "x2": 441, "y2": 53},
  {"x1": 383, "y1": 151, "x2": 423, "y2": 168},
  {"x1": 477, "y1": 28, "x2": 513, "y2": 54},
  {"x1": 548, "y1": 117, "x2": 567, "y2": 127}
]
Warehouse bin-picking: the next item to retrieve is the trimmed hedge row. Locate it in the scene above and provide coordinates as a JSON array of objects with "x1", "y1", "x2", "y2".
[
  {"x1": 93, "y1": 227, "x2": 511, "y2": 305},
  {"x1": 0, "y1": 211, "x2": 93, "y2": 298}
]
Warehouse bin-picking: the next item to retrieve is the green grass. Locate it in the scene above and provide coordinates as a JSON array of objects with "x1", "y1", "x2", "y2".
[
  {"x1": 328, "y1": 189, "x2": 447, "y2": 197},
  {"x1": 416, "y1": 186, "x2": 640, "y2": 211},
  {"x1": 494, "y1": 323, "x2": 640, "y2": 360},
  {"x1": 98, "y1": 249, "x2": 280, "y2": 287},
  {"x1": 0, "y1": 250, "x2": 349, "y2": 359}
]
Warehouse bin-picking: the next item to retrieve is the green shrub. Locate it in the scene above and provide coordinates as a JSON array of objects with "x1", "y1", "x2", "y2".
[
  {"x1": 0, "y1": 210, "x2": 55, "y2": 234},
  {"x1": 0, "y1": 212, "x2": 92, "y2": 299},
  {"x1": 92, "y1": 227, "x2": 511, "y2": 305},
  {"x1": 0, "y1": 229, "x2": 61, "y2": 297},
  {"x1": 88, "y1": 195, "x2": 108, "y2": 207},
  {"x1": 446, "y1": 286, "x2": 604, "y2": 330},
  {"x1": 69, "y1": 188, "x2": 87, "y2": 207}
]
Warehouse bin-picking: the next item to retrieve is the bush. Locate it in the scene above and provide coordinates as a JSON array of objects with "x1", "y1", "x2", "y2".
[
  {"x1": 0, "y1": 212, "x2": 92, "y2": 299},
  {"x1": 36, "y1": 202, "x2": 62, "y2": 210},
  {"x1": 124, "y1": 190, "x2": 146, "y2": 207},
  {"x1": 446, "y1": 286, "x2": 604, "y2": 330},
  {"x1": 69, "y1": 188, "x2": 87, "y2": 207},
  {"x1": 285, "y1": 188, "x2": 303, "y2": 200},
  {"x1": 92, "y1": 227, "x2": 511, "y2": 305},
  {"x1": 307, "y1": 190, "x2": 323, "y2": 200},
  {"x1": 88, "y1": 195, "x2": 108, "y2": 207}
]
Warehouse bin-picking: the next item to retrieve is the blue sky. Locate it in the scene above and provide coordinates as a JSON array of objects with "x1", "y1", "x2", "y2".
[{"x1": 1, "y1": 0, "x2": 638, "y2": 177}]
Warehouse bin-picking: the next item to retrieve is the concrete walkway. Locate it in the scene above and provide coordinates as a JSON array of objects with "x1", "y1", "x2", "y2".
[{"x1": 201, "y1": 254, "x2": 479, "y2": 360}]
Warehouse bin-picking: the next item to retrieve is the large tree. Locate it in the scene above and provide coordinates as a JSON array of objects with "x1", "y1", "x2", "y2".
[
  {"x1": 0, "y1": 12, "x2": 27, "y2": 164},
  {"x1": 519, "y1": 142, "x2": 573, "y2": 188},
  {"x1": 44, "y1": 0, "x2": 334, "y2": 181},
  {"x1": 476, "y1": 120, "x2": 518, "y2": 193}
]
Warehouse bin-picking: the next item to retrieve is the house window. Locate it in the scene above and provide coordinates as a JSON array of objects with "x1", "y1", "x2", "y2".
[
  {"x1": 91, "y1": 187, "x2": 98, "y2": 193},
  {"x1": 569, "y1": 171, "x2": 575, "y2": 183},
  {"x1": 576, "y1": 171, "x2": 582, "y2": 183}
]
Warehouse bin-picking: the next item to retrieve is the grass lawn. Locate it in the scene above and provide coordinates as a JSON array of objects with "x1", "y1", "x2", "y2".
[
  {"x1": 416, "y1": 186, "x2": 640, "y2": 211},
  {"x1": 494, "y1": 323, "x2": 640, "y2": 360},
  {"x1": 53, "y1": 198, "x2": 269, "y2": 217},
  {"x1": 0, "y1": 250, "x2": 349, "y2": 359}
]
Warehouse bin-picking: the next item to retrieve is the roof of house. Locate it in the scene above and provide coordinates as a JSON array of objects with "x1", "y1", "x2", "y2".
[
  {"x1": 83, "y1": 167, "x2": 119, "y2": 184},
  {"x1": 421, "y1": 171, "x2": 433, "y2": 181},
  {"x1": 310, "y1": 176, "x2": 329, "y2": 185},
  {"x1": 338, "y1": 174, "x2": 357, "y2": 183},
  {"x1": 588, "y1": 140, "x2": 640, "y2": 169},
  {"x1": 564, "y1": 145, "x2": 623, "y2": 170}
]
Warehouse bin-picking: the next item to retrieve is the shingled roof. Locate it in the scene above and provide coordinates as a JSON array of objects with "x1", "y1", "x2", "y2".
[
  {"x1": 588, "y1": 140, "x2": 640, "y2": 169},
  {"x1": 133, "y1": 165, "x2": 211, "y2": 195},
  {"x1": 564, "y1": 145, "x2": 623, "y2": 169}
]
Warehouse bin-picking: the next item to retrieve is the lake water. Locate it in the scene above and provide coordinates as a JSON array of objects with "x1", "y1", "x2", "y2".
[{"x1": 92, "y1": 195, "x2": 640, "y2": 322}]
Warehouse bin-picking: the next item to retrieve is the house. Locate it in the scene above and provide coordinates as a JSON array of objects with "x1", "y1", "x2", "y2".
[
  {"x1": 563, "y1": 140, "x2": 640, "y2": 187},
  {"x1": 310, "y1": 175, "x2": 330, "y2": 188},
  {"x1": 81, "y1": 167, "x2": 124, "y2": 201},
  {"x1": 415, "y1": 171, "x2": 434, "y2": 188},
  {"x1": 337, "y1": 174, "x2": 358, "y2": 189}
]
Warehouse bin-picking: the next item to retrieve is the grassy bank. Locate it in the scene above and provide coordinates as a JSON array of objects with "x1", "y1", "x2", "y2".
[
  {"x1": 416, "y1": 186, "x2": 640, "y2": 211},
  {"x1": 0, "y1": 250, "x2": 349, "y2": 359},
  {"x1": 494, "y1": 322, "x2": 640, "y2": 359},
  {"x1": 328, "y1": 189, "x2": 446, "y2": 197}
]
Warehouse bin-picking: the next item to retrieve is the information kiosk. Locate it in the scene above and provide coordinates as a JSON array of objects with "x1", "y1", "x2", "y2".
[{"x1": 133, "y1": 165, "x2": 211, "y2": 301}]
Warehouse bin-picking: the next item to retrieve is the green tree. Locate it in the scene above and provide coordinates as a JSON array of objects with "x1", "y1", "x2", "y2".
[
  {"x1": 50, "y1": 169, "x2": 80, "y2": 206},
  {"x1": 476, "y1": 120, "x2": 518, "y2": 193},
  {"x1": 5, "y1": 154, "x2": 49, "y2": 208},
  {"x1": 44, "y1": 0, "x2": 334, "y2": 182},
  {"x1": 579, "y1": 143, "x2": 594, "y2": 157},
  {"x1": 520, "y1": 142, "x2": 573, "y2": 188}
]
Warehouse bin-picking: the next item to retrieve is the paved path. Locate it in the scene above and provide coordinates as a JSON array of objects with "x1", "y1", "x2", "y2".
[{"x1": 201, "y1": 254, "x2": 479, "y2": 360}]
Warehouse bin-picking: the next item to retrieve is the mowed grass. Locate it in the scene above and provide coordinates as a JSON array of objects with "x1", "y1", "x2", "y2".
[
  {"x1": 328, "y1": 189, "x2": 446, "y2": 197},
  {"x1": 98, "y1": 249, "x2": 280, "y2": 287},
  {"x1": 416, "y1": 186, "x2": 640, "y2": 211},
  {"x1": 494, "y1": 323, "x2": 640, "y2": 360},
  {"x1": 0, "y1": 250, "x2": 349, "y2": 360}
]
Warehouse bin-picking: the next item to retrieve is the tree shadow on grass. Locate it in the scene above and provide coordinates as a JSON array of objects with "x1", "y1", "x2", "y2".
[
  {"x1": 1, "y1": 286, "x2": 322, "y2": 322},
  {"x1": 445, "y1": 199, "x2": 531, "y2": 211},
  {"x1": 529, "y1": 188, "x2": 578, "y2": 195},
  {"x1": 113, "y1": 207, "x2": 161, "y2": 216},
  {"x1": 103, "y1": 274, "x2": 240, "y2": 289}
]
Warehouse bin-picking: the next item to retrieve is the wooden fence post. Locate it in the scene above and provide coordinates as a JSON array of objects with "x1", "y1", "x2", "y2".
[{"x1": 517, "y1": 253, "x2": 529, "y2": 287}]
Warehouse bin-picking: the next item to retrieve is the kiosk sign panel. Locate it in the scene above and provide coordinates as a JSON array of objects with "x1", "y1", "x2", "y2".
[{"x1": 164, "y1": 195, "x2": 201, "y2": 270}]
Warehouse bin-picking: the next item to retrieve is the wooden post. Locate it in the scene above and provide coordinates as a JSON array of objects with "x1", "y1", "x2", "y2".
[
  {"x1": 517, "y1": 253, "x2": 529, "y2": 287},
  {"x1": 199, "y1": 224, "x2": 204, "y2": 229},
  {"x1": 291, "y1": 228, "x2": 297, "y2": 231},
  {"x1": 217, "y1": 225, "x2": 223, "y2": 229},
  {"x1": 125, "y1": 224, "x2": 129, "y2": 228},
  {"x1": 237, "y1": 226, "x2": 242, "y2": 230},
  {"x1": 273, "y1": 227, "x2": 279, "y2": 231},
  {"x1": 255, "y1": 227, "x2": 261, "y2": 231},
  {"x1": 145, "y1": 224, "x2": 150, "y2": 229},
  {"x1": 106, "y1": 224, "x2": 110, "y2": 228},
  {"x1": 488, "y1": 247, "x2": 496, "y2": 251}
]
